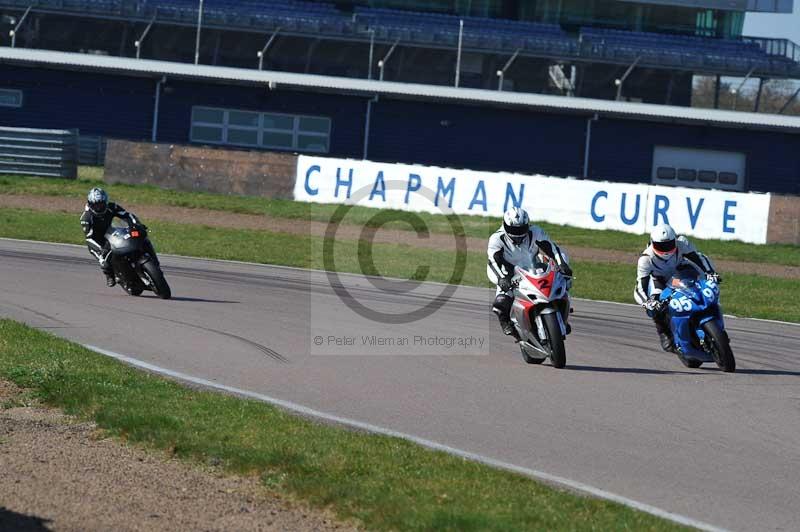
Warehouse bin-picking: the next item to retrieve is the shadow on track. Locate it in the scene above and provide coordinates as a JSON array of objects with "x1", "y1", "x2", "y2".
[
  {"x1": 167, "y1": 296, "x2": 240, "y2": 304},
  {"x1": 132, "y1": 295, "x2": 240, "y2": 303},
  {"x1": 0, "y1": 507, "x2": 51, "y2": 531},
  {"x1": 720, "y1": 368, "x2": 800, "y2": 376},
  {"x1": 568, "y1": 365, "x2": 698, "y2": 375}
]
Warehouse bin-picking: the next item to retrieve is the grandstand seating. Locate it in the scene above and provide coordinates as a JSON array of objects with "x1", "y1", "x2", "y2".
[
  {"x1": 580, "y1": 27, "x2": 795, "y2": 72},
  {"x1": 1, "y1": 0, "x2": 798, "y2": 77}
]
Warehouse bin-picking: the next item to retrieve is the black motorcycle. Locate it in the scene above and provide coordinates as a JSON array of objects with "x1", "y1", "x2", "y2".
[{"x1": 105, "y1": 224, "x2": 171, "y2": 299}]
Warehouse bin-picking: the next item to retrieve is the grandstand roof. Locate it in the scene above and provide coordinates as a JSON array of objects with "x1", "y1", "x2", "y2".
[{"x1": 2, "y1": 47, "x2": 800, "y2": 133}]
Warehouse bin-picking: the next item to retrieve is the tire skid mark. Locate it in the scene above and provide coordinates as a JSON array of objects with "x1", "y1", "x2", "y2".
[{"x1": 84, "y1": 302, "x2": 288, "y2": 364}]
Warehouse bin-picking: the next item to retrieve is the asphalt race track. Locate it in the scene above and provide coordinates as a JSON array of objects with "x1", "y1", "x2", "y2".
[{"x1": 1, "y1": 238, "x2": 798, "y2": 532}]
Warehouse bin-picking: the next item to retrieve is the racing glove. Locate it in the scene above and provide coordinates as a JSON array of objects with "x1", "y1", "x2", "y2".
[
  {"x1": 706, "y1": 272, "x2": 722, "y2": 284},
  {"x1": 643, "y1": 296, "x2": 664, "y2": 313},
  {"x1": 497, "y1": 277, "x2": 513, "y2": 292}
]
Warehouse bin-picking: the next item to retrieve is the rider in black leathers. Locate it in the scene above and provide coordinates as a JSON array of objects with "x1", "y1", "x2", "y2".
[{"x1": 79, "y1": 187, "x2": 143, "y2": 287}]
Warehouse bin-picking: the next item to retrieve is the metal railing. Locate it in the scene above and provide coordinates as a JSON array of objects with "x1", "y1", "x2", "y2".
[
  {"x1": 78, "y1": 134, "x2": 106, "y2": 165},
  {"x1": 0, "y1": 126, "x2": 79, "y2": 178}
]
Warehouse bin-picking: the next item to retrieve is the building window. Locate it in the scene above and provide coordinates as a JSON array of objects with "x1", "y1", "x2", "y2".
[
  {"x1": 698, "y1": 170, "x2": 717, "y2": 183},
  {"x1": 190, "y1": 106, "x2": 330, "y2": 153},
  {"x1": 656, "y1": 166, "x2": 676, "y2": 180},
  {"x1": 677, "y1": 168, "x2": 697, "y2": 181},
  {"x1": 0, "y1": 89, "x2": 23, "y2": 108}
]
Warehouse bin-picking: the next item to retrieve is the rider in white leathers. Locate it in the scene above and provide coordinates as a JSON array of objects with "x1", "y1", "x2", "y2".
[
  {"x1": 487, "y1": 207, "x2": 572, "y2": 336},
  {"x1": 634, "y1": 223, "x2": 719, "y2": 351}
]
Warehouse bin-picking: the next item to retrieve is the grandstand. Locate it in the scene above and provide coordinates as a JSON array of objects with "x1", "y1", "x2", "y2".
[{"x1": 1, "y1": 0, "x2": 798, "y2": 105}]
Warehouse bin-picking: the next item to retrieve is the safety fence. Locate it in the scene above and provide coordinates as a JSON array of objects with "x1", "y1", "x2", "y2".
[{"x1": 0, "y1": 126, "x2": 79, "y2": 179}]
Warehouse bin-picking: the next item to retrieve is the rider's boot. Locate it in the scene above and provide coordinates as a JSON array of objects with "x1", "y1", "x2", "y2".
[
  {"x1": 498, "y1": 315, "x2": 516, "y2": 336},
  {"x1": 653, "y1": 314, "x2": 674, "y2": 352}
]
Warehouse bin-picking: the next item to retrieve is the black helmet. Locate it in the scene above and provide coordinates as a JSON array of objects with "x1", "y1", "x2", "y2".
[{"x1": 87, "y1": 187, "x2": 108, "y2": 215}]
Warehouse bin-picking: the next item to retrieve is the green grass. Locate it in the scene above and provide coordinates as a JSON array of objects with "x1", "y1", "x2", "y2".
[
  {"x1": 1, "y1": 207, "x2": 797, "y2": 322},
  {"x1": 0, "y1": 319, "x2": 688, "y2": 531},
  {"x1": 1, "y1": 172, "x2": 799, "y2": 267}
]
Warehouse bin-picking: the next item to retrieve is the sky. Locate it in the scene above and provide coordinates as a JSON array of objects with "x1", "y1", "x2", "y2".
[{"x1": 743, "y1": 2, "x2": 800, "y2": 43}]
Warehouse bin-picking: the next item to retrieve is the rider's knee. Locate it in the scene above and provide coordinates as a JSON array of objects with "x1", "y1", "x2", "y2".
[{"x1": 492, "y1": 294, "x2": 513, "y2": 315}]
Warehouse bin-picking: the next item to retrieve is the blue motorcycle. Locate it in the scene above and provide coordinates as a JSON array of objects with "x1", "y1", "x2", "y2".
[{"x1": 659, "y1": 274, "x2": 736, "y2": 372}]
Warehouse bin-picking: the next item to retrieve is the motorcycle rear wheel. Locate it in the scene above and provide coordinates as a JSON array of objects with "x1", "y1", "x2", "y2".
[
  {"x1": 703, "y1": 321, "x2": 735, "y2": 373},
  {"x1": 542, "y1": 313, "x2": 567, "y2": 369},
  {"x1": 142, "y1": 261, "x2": 171, "y2": 300}
]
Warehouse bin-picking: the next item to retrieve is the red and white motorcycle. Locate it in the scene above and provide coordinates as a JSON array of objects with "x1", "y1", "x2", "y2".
[{"x1": 509, "y1": 255, "x2": 572, "y2": 368}]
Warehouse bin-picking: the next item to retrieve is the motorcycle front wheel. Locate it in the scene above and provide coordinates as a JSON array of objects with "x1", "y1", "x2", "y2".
[
  {"x1": 142, "y1": 261, "x2": 171, "y2": 300},
  {"x1": 542, "y1": 313, "x2": 566, "y2": 369},
  {"x1": 703, "y1": 321, "x2": 735, "y2": 373}
]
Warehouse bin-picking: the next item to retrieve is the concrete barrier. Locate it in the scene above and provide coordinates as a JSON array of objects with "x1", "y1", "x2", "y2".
[
  {"x1": 104, "y1": 140, "x2": 296, "y2": 199},
  {"x1": 767, "y1": 195, "x2": 800, "y2": 245}
]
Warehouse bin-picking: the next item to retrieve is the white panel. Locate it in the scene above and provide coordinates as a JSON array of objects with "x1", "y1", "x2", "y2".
[
  {"x1": 295, "y1": 156, "x2": 772, "y2": 243},
  {"x1": 652, "y1": 145, "x2": 746, "y2": 191}
]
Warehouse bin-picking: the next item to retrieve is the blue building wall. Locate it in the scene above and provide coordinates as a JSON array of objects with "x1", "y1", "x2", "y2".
[
  {"x1": 0, "y1": 65, "x2": 153, "y2": 138},
  {"x1": 590, "y1": 118, "x2": 800, "y2": 194},
  {"x1": 368, "y1": 100, "x2": 586, "y2": 177},
  {"x1": 1, "y1": 64, "x2": 798, "y2": 194}
]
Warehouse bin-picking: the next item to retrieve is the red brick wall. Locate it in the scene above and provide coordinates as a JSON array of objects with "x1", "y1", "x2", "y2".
[
  {"x1": 104, "y1": 140, "x2": 297, "y2": 199},
  {"x1": 767, "y1": 195, "x2": 800, "y2": 245}
]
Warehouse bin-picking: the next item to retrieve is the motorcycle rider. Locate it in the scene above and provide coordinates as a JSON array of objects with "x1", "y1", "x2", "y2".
[
  {"x1": 79, "y1": 187, "x2": 142, "y2": 287},
  {"x1": 487, "y1": 207, "x2": 572, "y2": 337},
  {"x1": 634, "y1": 223, "x2": 720, "y2": 352}
]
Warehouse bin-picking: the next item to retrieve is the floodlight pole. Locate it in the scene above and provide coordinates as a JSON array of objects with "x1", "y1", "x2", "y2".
[
  {"x1": 378, "y1": 39, "x2": 399, "y2": 81},
  {"x1": 731, "y1": 67, "x2": 756, "y2": 111},
  {"x1": 614, "y1": 56, "x2": 641, "y2": 101},
  {"x1": 9, "y1": 6, "x2": 32, "y2": 48},
  {"x1": 135, "y1": 14, "x2": 157, "y2": 59},
  {"x1": 194, "y1": 0, "x2": 204, "y2": 65},
  {"x1": 257, "y1": 27, "x2": 281, "y2": 71},
  {"x1": 496, "y1": 48, "x2": 521, "y2": 91},
  {"x1": 367, "y1": 28, "x2": 375, "y2": 80},
  {"x1": 455, "y1": 19, "x2": 464, "y2": 87}
]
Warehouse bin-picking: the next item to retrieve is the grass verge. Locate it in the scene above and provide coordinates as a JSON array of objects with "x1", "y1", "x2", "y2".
[
  {"x1": 0, "y1": 319, "x2": 688, "y2": 531},
  {"x1": 1, "y1": 207, "x2": 797, "y2": 322},
  {"x1": 1, "y1": 172, "x2": 799, "y2": 267}
]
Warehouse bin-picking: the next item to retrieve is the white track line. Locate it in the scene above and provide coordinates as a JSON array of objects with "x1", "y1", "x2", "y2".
[{"x1": 86, "y1": 343, "x2": 728, "y2": 532}]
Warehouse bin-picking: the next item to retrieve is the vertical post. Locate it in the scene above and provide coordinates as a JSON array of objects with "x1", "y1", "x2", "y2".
[
  {"x1": 713, "y1": 74, "x2": 721, "y2": 109},
  {"x1": 363, "y1": 96, "x2": 378, "y2": 159},
  {"x1": 194, "y1": 0, "x2": 204, "y2": 65},
  {"x1": 10, "y1": 6, "x2": 32, "y2": 48},
  {"x1": 583, "y1": 114, "x2": 598, "y2": 179},
  {"x1": 367, "y1": 29, "x2": 375, "y2": 80},
  {"x1": 754, "y1": 77, "x2": 765, "y2": 112},
  {"x1": 152, "y1": 77, "x2": 165, "y2": 142},
  {"x1": 455, "y1": 19, "x2": 464, "y2": 87},
  {"x1": 778, "y1": 86, "x2": 800, "y2": 114}
]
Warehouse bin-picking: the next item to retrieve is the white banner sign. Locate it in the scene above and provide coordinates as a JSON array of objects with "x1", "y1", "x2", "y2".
[{"x1": 295, "y1": 156, "x2": 771, "y2": 244}]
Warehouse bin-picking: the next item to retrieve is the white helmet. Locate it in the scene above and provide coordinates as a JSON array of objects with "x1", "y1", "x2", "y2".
[
  {"x1": 650, "y1": 223, "x2": 677, "y2": 258},
  {"x1": 87, "y1": 187, "x2": 109, "y2": 215},
  {"x1": 503, "y1": 207, "x2": 530, "y2": 245}
]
